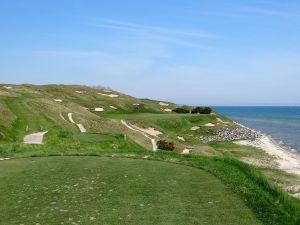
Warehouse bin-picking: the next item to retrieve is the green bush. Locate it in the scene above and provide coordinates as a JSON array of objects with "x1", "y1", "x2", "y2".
[
  {"x1": 191, "y1": 107, "x2": 212, "y2": 114},
  {"x1": 172, "y1": 108, "x2": 189, "y2": 114}
]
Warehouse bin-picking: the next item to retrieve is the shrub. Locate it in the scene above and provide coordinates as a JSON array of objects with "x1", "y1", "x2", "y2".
[
  {"x1": 191, "y1": 107, "x2": 212, "y2": 114},
  {"x1": 172, "y1": 107, "x2": 189, "y2": 114},
  {"x1": 157, "y1": 140, "x2": 175, "y2": 151}
]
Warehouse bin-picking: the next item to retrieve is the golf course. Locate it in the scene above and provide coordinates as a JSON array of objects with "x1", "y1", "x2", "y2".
[{"x1": 1, "y1": 84, "x2": 300, "y2": 225}]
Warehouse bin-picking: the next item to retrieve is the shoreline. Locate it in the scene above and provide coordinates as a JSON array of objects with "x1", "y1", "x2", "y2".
[{"x1": 234, "y1": 122, "x2": 300, "y2": 176}]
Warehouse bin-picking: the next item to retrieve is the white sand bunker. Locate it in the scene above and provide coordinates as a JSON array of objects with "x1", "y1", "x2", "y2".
[
  {"x1": 163, "y1": 109, "x2": 172, "y2": 112},
  {"x1": 159, "y1": 102, "x2": 169, "y2": 106},
  {"x1": 190, "y1": 126, "x2": 200, "y2": 131},
  {"x1": 75, "y1": 90, "x2": 86, "y2": 94},
  {"x1": 24, "y1": 131, "x2": 48, "y2": 145},
  {"x1": 182, "y1": 148, "x2": 192, "y2": 154},
  {"x1": 132, "y1": 103, "x2": 140, "y2": 106},
  {"x1": 217, "y1": 118, "x2": 230, "y2": 124},
  {"x1": 94, "y1": 107, "x2": 104, "y2": 112},
  {"x1": 99, "y1": 93, "x2": 119, "y2": 98},
  {"x1": 131, "y1": 125, "x2": 162, "y2": 137},
  {"x1": 4, "y1": 86, "x2": 12, "y2": 89},
  {"x1": 110, "y1": 106, "x2": 117, "y2": 109},
  {"x1": 121, "y1": 120, "x2": 157, "y2": 151},
  {"x1": 177, "y1": 136, "x2": 185, "y2": 141},
  {"x1": 68, "y1": 113, "x2": 87, "y2": 133},
  {"x1": 77, "y1": 124, "x2": 86, "y2": 133},
  {"x1": 68, "y1": 113, "x2": 76, "y2": 124},
  {"x1": 54, "y1": 99, "x2": 62, "y2": 102},
  {"x1": 204, "y1": 123, "x2": 215, "y2": 127}
]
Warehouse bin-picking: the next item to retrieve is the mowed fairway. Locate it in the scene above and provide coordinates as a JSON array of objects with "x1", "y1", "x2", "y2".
[{"x1": 0, "y1": 157, "x2": 262, "y2": 225}]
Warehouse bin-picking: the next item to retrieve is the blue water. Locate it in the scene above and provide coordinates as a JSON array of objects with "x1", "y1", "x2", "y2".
[{"x1": 213, "y1": 107, "x2": 300, "y2": 153}]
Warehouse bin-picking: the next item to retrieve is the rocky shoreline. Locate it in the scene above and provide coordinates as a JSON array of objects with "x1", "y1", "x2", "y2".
[{"x1": 198, "y1": 123, "x2": 262, "y2": 143}]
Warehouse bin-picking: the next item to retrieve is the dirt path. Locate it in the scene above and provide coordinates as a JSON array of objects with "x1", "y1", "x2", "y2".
[
  {"x1": 121, "y1": 120, "x2": 157, "y2": 151},
  {"x1": 68, "y1": 113, "x2": 86, "y2": 133},
  {"x1": 24, "y1": 131, "x2": 48, "y2": 145}
]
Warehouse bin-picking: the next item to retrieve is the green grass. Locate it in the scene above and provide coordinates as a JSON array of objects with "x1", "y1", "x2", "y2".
[{"x1": 0, "y1": 156, "x2": 262, "y2": 225}]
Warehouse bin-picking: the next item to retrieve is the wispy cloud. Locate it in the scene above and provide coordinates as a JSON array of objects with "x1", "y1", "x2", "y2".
[
  {"x1": 31, "y1": 50, "x2": 107, "y2": 58},
  {"x1": 86, "y1": 18, "x2": 215, "y2": 49},
  {"x1": 89, "y1": 19, "x2": 214, "y2": 38}
]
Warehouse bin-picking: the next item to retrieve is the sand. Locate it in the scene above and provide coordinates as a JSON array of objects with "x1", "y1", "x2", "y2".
[
  {"x1": 131, "y1": 125, "x2": 162, "y2": 137},
  {"x1": 204, "y1": 123, "x2": 215, "y2": 127},
  {"x1": 190, "y1": 126, "x2": 200, "y2": 131},
  {"x1": 54, "y1": 99, "x2": 62, "y2": 102},
  {"x1": 77, "y1": 124, "x2": 86, "y2": 133},
  {"x1": 121, "y1": 120, "x2": 157, "y2": 151},
  {"x1": 99, "y1": 93, "x2": 119, "y2": 98},
  {"x1": 235, "y1": 136, "x2": 300, "y2": 176},
  {"x1": 24, "y1": 131, "x2": 48, "y2": 145},
  {"x1": 163, "y1": 109, "x2": 172, "y2": 112},
  {"x1": 68, "y1": 113, "x2": 87, "y2": 133},
  {"x1": 177, "y1": 136, "x2": 185, "y2": 141},
  {"x1": 68, "y1": 113, "x2": 76, "y2": 124},
  {"x1": 159, "y1": 102, "x2": 169, "y2": 106},
  {"x1": 182, "y1": 148, "x2": 192, "y2": 154},
  {"x1": 95, "y1": 107, "x2": 104, "y2": 112},
  {"x1": 75, "y1": 91, "x2": 86, "y2": 94}
]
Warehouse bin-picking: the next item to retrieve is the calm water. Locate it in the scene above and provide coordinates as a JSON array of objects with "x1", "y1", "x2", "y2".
[{"x1": 213, "y1": 107, "x2": 300, "y2": 153}]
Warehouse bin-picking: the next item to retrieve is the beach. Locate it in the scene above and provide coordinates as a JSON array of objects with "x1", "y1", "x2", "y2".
[{"x1": 235, "y1": 135, "x2": 300, "y2": 176}]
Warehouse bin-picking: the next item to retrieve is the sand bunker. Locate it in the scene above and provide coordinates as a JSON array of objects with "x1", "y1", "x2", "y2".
[
  {"x1": 163, "y1": 109, "x2": 172, "y2": 112},
  {"x1": 95, "y1": 107, "x2": 104, "y2": 112},
  {"x1": 235, "y1": 136, "x2": 300, "y2": 175},
  {"x1": 75, "y1": 91, "x2": 86, "y2": 94},
  {"x1": 217, "y1": 118, "x2": 230, "y2": 124},
  {"x1": 24, "y1": 131, "x2": 48, "y2": 145},
  {"x1": 190, "y1": 126, "x2": 200, "y2": 131},
  {"x1": 159, "y1": 102, "x2": 169, "y2": 106},
  {"x1": 177, "y1": 136, "x2": 185, "y2": 141},
  {"x1": 68, "y1": 113, "x2": 87, "y2": 133},
  {"x1": 204, "y1": 123, "x2": 215, "y2": 127},
  {"x1": 4, "y1": 86, "x2": 12, "y2": 89},
  {"x1": 182, "y1": 148, "x2": 192, "y2": 154},
  {"x1": 77, "y1": 124, "x2": 86, "y2": 133},
  {"x1": 54, "y1": 99, "x2": 62, "y2": 102},
  {"x1": 99, "y1": 93, "x2": 119, "y2": 98},
  {"x1": 132, "y1": 103, "x2": 140, "y2": 106},
  {"x1": 121, "y1": 120, "x2": 157, "y2": 151},
  {"x1": 110, "y1": 106, "x2": 117, "y2": 109},
  {"x1": 68, "y1": 113, "x2": 76, "y2": 124},
  {"x1": 131, "y1": 125, "x2": 162, "y2": 137}
]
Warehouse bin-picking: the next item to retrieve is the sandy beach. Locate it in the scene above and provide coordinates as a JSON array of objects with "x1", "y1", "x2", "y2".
[{"x1": 235, "y1": 135, "x2": 300, "y2": 176}]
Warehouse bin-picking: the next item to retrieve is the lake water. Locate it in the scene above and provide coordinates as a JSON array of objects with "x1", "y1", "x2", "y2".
[{"x1": 213, "y1": 107, "x2": 300, "y2": 153}]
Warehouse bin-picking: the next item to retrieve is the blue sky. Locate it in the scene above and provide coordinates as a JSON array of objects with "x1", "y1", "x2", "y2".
[{"x1": 1, "y1": 0, "x2": 300, "y2": 106}]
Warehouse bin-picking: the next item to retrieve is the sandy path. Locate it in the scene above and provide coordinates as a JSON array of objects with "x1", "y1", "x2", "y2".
[
  {"x1": 24, "y1": 131, "x2": 48, "y2": 145},
  {"x1": 121, "y1": 120, "x2": 157, "y2": 151},
  {"x1": 235, "y1": 136, "x2": 300, "y2": 176},
  {"x1": 68, "y1": 113, "x2": 86, "y2": 133}
]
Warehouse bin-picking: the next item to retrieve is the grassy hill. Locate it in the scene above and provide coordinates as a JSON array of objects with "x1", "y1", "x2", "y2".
[{"x1": 1, "y1": 84, "x2": 300, "y2": 225}]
